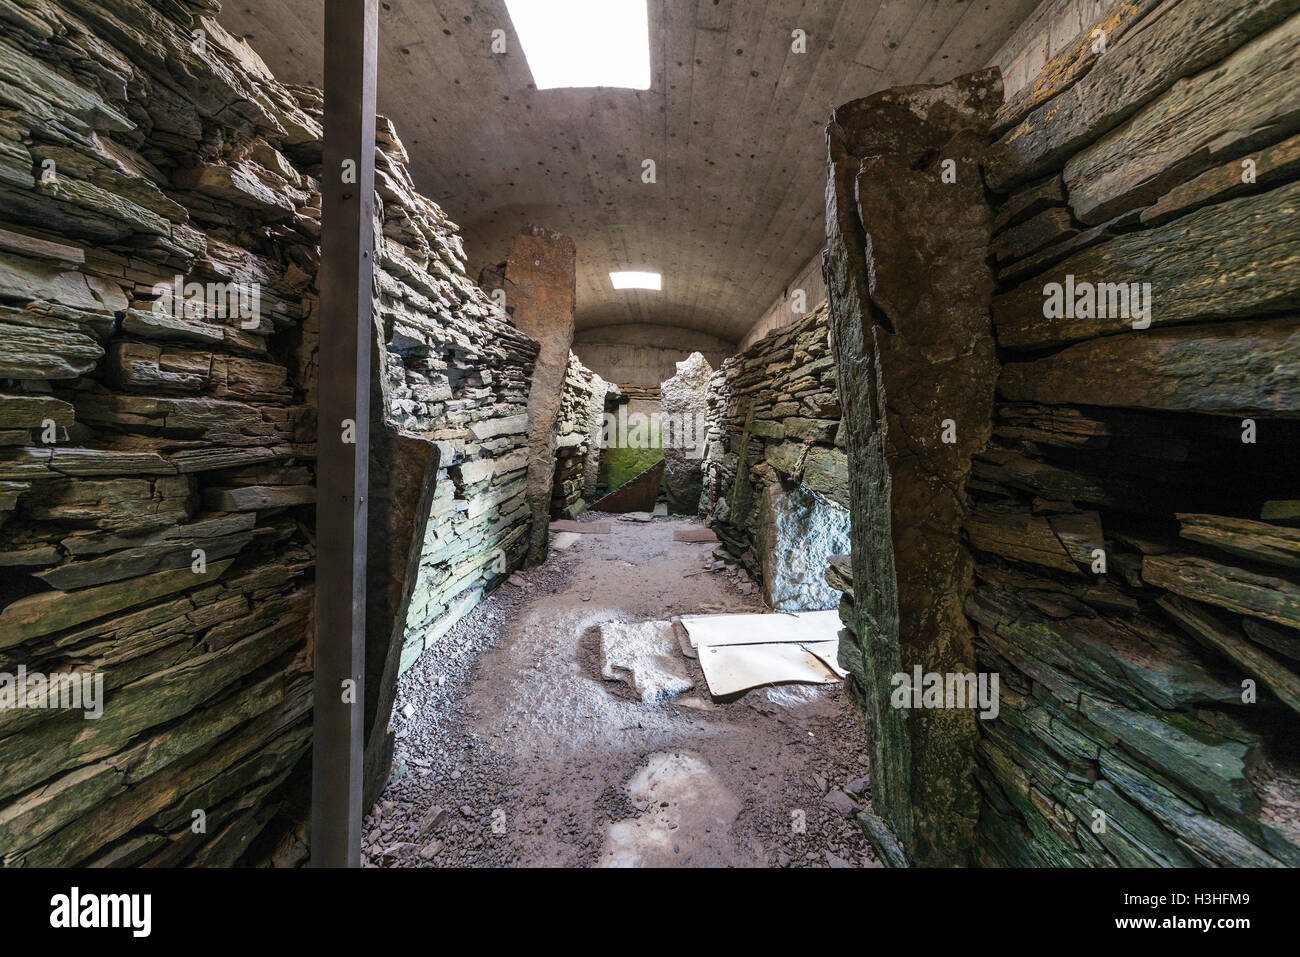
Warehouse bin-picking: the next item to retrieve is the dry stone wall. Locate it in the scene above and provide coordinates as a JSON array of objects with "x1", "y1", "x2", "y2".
[
  {"x1": 372, "y1": 130, "x2": 539, "y2": 673},
  {"x1": 969, "y1": 0, "x2": 1300, "y2": 866},
  {"x1": 362, "y1": 117, "x2": 539, "y2": 805},
  {"x1": 699, "y1": 304, "x2": 848, "y2": 610},
  {"x1": 660, "y1": 351, "x2": 712, "y2": 515},
  {"x1": 820, "y1": 0, "x2": 1300, "y2": 870},
  {"x1": 0, "y1": 0, "x2": 323, "y2": 868},
  {"x1": 550, "y1": 351, "x2": 607, "y2": 520},
  {"x1": 0, "y1": 0, "x2": 537, "y2": 865}
]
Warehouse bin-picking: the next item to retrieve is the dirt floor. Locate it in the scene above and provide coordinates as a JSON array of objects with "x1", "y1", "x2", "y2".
[{"x1": 362, "y1": 512, "x2": 879, "y2": 868}]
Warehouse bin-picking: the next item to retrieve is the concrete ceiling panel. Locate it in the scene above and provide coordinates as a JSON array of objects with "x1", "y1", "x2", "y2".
[{"x1": 220, "y1": 0, "x2": 1042, "y2": 342}]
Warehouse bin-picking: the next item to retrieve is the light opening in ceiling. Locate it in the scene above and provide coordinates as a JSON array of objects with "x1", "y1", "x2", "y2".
[
  {"x1": 504, "y1": 0, "x2": 651, "y2": 90},
  {"x1": 610, "y1": 271, "x2": 661, "y2": 290}
]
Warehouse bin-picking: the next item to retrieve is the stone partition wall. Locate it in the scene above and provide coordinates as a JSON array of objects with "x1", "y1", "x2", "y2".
[
  {"x1": 374, "y1": 194, "x2": 539, "y2": 678},
  {"x1": 550, "y1": 351, "x2": 607, "y2": 520},
  {"x1": 0, "y1": 0, "x2": 539, "y2": 865},
  {"x1": 823, "y1": 70, "x2": 1003, "y2": 867},
  {"x1": 361, "y1": 120, "x2": 540, "y2": 804},
  {"x1": 966, "y1": 0, "x2": 1300, "y2": 867},
  {"x1": 0, "y1": 1, "x2": 323, "y2": 867},
  {"x1": 598, "y1": 385, "x2": 663, "y2": 497},
  {"x1": 660, "y1": 351, "x2": 712, "y2": 515},
  {"x1": 699, "y1": 304, "x2": 849, "y2": 612},
  {"x1": 502, "y1": 227, "x2": 577, "y2": 566}
]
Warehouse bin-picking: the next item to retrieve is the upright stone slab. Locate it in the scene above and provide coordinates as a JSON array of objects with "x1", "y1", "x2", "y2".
[
  {"x1": 505, "y1": 226, "x2": 577, "y2": 564},
  {"x1": 660, "y1": 351, "x2": 713, "y2": 514},
  {"x1": 581, "y1": 370, "x2": 608, "y2": 502},
  {"x1": 823, "y1": 69, "x2": 1002, "y2": 866},
  {"x1": 363, "y1": 422, "x2": 438, "y2": 809}
]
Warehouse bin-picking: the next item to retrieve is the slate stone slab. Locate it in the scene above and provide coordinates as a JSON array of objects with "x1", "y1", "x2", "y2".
[{"x1": 825, "y1": 68, "x2": 1002, "y2": 866}]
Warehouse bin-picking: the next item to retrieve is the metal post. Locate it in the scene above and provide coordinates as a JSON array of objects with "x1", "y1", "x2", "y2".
[{"x1": 311, "y1": 0, "x2": 377, "y2": 868}]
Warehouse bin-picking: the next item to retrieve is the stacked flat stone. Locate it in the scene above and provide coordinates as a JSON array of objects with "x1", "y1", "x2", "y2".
[
  {"x1": 549, "y1": 351, "x2": 607, "y2": 520},
  {"x1": 0, "y1": 0, "x2": 326, "y2": 870},
  {"x1": 618, "y1": 384, "x2": 660, "y2": 402},
  {"x1": 659, "y1": 351, "x2": 712, "y2": 516},
  {"x1": 0, "y1": 0, "x2": 539, "y2": 866},
  {"x1": 370, "y1": 120, "x2": 540, "y2": 673},
  {"x1": 966, "y1": 0, "x2": 1300, "y2": 869},
  {"x1": 698, "y1": 303, "x2": 845, "y2": 582},
  {"x1": 817, "y1": 2, "x2": 1300, "y2": 869}
]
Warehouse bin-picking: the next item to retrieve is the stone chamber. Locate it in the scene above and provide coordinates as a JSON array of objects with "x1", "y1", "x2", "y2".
[{"x1": 0, "y1": 0, "x2": 1295, "y2": 870}]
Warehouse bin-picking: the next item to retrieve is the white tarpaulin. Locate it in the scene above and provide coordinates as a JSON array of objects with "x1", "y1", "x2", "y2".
[
  {"x1": 678, "y1": 610, "x2": 847, "y2": 696},
  {"x1": 678, "y1": 609, "x2": 841, "y2": 648}
]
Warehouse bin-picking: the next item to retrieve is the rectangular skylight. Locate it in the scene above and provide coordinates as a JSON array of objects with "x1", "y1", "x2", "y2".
[
  {"x1": 505, "y1": 0, "x2": 651, "y2": 90},
  {"x1": 610, "y1": 271, "x2": 661, "y2": 290}
]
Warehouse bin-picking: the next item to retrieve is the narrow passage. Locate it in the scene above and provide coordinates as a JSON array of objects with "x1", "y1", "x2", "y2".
[{"x1": 364, "y1": 513, "x2": 877, "y2": 868}]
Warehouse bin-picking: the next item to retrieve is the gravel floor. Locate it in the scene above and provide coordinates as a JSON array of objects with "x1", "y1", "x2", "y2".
[{"x1": 362, "y1": 512, "x2": 880, "y2": 868}]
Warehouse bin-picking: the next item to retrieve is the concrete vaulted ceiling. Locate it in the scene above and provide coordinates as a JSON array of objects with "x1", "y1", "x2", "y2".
[{"x1": 220, "y1": 0, "x2": 1041, "y2": 343}]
